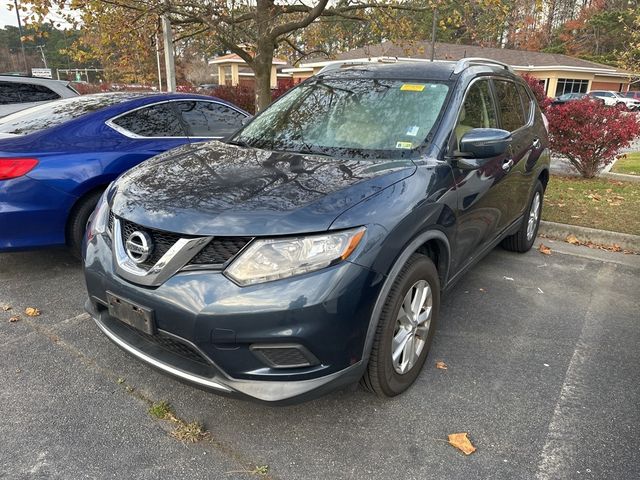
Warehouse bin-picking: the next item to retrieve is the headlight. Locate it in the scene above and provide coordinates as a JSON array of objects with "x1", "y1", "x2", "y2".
[
  {"x1": 86, "y1": 190, "x2": 110, "y2": 241},
  {"x1": 225, "y1": 227, "x2": 366, "y2": 286}
]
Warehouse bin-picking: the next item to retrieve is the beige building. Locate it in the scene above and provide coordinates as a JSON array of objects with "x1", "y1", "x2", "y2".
[
  {"x1": 282, "y1": 41, "x2": 636, "y2": 96},
  {"x1": 208, "y1": 54, "x2": 290, "y2": 89}
]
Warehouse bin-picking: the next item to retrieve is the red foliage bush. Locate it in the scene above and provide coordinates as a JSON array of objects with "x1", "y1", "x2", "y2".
[
  {"x1": 208, "y1": 84, "x2": 257, "y2": 113},
  {"x1": 546, "y1": 99, "x2": 640, "y2": 178},
  {"x1": 207, "y1": 81, "x2": 295, "y2": 114},
  {"x1": 520, "y1": 73, "x2": 552, "y2": 112}
]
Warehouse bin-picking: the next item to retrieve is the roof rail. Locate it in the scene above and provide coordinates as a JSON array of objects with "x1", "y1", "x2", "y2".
[
  {"x1": 453, "y1": 57, "x2": 513, "y2": 74},
  {"x1": 317, "y1": 57, "x2": 401, "y2": 75}
]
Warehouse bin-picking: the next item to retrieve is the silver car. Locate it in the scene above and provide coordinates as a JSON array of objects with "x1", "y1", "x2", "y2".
[{"x1": 0, "y1": 75, "x2": 79, "y2": 117}]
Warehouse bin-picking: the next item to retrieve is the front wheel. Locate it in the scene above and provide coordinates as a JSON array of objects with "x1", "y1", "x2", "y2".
[
  {"x1": 361, "y1": 253, "x2": 440, "y2": 397},
  {"x1": 502, "y1": 180, "x2": 544, "y2": 253}
]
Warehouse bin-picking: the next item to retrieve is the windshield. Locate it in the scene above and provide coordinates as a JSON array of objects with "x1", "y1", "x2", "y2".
[
  {"x1": 0, "y1": 93, "x2": 144, "y2": 135},
  {"x1": 233, "y1": 78, "x2": 450, "y2": 158}
]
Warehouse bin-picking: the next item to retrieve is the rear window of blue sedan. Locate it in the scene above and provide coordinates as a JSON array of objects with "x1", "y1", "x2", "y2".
[{"x1": 0, "y1": 93, "x2": 146, "y2": 135}]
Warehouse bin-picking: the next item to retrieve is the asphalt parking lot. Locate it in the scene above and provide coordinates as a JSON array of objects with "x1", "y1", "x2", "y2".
[{"x1": 1, "y1": 239, "x2": 639, "y2": 480}]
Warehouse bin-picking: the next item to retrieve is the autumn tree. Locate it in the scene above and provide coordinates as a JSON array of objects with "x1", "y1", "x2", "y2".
[{"x1": 20, "y1": 0, "x2": 432, "y2": 111}]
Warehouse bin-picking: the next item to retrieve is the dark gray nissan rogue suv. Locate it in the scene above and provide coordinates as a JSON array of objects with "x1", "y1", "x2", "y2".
[{"x1": 84, "y1": 58, "x2": 550, "y2": 404}]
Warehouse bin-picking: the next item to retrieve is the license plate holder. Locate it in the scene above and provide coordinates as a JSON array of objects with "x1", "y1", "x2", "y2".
[{"x1": 106, "y1": 291, "x2": 156, "y2": 335}]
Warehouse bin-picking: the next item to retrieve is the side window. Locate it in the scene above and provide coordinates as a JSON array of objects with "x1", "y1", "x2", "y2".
[
  {"x1": 174, "y1": 101, "x2": 246, "y2": 137},
  {"x1": 17, "y1": 83, "x2": 60, "y2": 102},
  {"x1": 517, "y1": 84, "x2": 533, "y2": 123},
  {"x1": 0, "y1": 82, "x2": 22, "y2": 104},
  {"x1": 494, "y1": 80, "x2": 525, "y2": 132},
  {"x1": 454, "y1": 79, "x2": 498, "y2": 149},
  {"x1": 113, "y1": 103, "x2": 185, "y2": 137}
]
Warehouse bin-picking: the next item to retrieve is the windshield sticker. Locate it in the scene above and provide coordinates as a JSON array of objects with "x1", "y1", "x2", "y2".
[
  {"x1": 395, "y1": 141, "x2": 413, "y2": 149},
  {"x1": 406, "y1": 126, "x2": 420, "y2": 136},
  {"x1": 400, "y1": 84, "x2": 426, "y2": 92}
]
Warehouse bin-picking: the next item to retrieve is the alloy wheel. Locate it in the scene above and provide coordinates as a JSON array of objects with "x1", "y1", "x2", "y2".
[
  {"x1": 391, "y1": 280, "x2": 433, "y2": 374},
  {"x1": 526, "y1": 192, "x2": 541, "y2": 241}
]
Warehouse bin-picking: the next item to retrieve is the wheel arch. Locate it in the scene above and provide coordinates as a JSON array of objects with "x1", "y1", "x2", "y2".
[
  {"x1": 360, "y1": 229, "x2": 451, "y2": 365},
  {"x1": 65, "y1": 183, "x2": 109, "y2": 244}
]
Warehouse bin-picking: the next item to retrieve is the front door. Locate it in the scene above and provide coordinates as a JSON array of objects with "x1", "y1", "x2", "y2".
[{"x1": 449, "y1": 78, "x2": 513, "y2": 272}]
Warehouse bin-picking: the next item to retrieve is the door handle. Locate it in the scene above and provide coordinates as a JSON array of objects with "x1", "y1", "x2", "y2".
[
  {"x1": 502, "y1": 159, "x2": 514, "y2": 171},
  {"x1": 532, "y1": 138, "x2": 541, "y2": 149}
]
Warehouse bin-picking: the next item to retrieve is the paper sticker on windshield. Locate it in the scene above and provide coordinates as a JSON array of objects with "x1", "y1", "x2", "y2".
[
  {"x1": 401, "y1": 84, "x2": 426, "y2": 92},
  {"x1": 396, "y1": 141, "x2": 413, "y2": 149},
  {"x1": 406, "y1": 126, "x2": 419, "y2": 136}
]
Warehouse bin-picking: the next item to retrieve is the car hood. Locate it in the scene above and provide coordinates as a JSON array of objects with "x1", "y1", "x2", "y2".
[{"x1": 111, "y1": 141, "x2": 416, "y2": 236}]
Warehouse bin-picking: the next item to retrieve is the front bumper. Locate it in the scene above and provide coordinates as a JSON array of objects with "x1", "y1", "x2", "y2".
[{"x1": 84, "y1": 232, "x2": 383, "y2": 403}]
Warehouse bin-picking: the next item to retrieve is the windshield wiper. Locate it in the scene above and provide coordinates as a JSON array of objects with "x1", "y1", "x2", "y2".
[
  {"x1": 279, "y1": 148, "x2": 331, "y2": 157},
  {"x1": 226, "y1": 139, "x2": 251, "y2": 148}
]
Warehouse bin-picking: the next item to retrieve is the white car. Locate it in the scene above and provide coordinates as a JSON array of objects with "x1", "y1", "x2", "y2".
[
  {"x1": 588, "y1": 90, "x2": 640, "y2": 110},
  {"x1": 0, "y1": 75, "x2": 79, "y2": 117}
]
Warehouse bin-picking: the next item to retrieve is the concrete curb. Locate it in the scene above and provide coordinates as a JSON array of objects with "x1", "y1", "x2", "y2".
[
  {"x1": 539, "y1": 220, "x2": 640, "y2": 252},
  {"x1": 602, "y1": 171, "x2": 640, "y2": 183}
]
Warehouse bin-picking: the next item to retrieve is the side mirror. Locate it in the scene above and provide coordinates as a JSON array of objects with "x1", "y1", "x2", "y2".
[{"x1": 459, "y1": 128, "x2": 512, "y2": 158}]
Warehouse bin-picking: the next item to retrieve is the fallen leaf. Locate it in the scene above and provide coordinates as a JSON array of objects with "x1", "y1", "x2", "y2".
[
  {"x1": 612, "y1": 244, "x2": 622, "y2": 252},
  {"x1": 556, "y1": 203, "x2": 565, "y2": 208},
  {"x1": 25, "y1": 307, "x2": 40, "y2": 317},
  {"x1": 538, "y1": 244, "x2": 552, "y2": 255},
  {"x1": 566, "y1": 234, "x2": 580, "y2": 245},
  {"x1": 448, "y1": 433, "x2": 476, "y2": 455},
  {"x1": 436, "y1": 361, "x2": 448, "y2": 370},
  {"x1": 1, "y1": 305, "x2": 11, "y2": 311},
  {"x1": 479, "y1": 288, "x2": 486, "y2": 292},
  {"x1": 9, "y1": 315, "x2": 20, "y2": 323}
]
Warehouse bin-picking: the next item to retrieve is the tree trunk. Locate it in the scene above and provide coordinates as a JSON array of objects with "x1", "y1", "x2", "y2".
[{"x1": 253, "y1": 54, "x2": 273, "y2": 113}]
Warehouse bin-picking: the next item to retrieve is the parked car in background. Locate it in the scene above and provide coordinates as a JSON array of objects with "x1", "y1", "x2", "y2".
[
  {"x1": 588, "y1": 90, "x2": 640, "y2": 110},
  {"x1": 0, "y1": 92, "x2": 249, "y2": 254},
  {"x1": 84, "y1": 59, "x2": 550, "y2": 404},
  {"x1": 551, "y1": 92, "x2": 603, "y2": 105},
  {"x1": 0, "y1": 75, "x2": 79, "y2": 117},
  {"x1": 623, "y1": 91, "x2": 640, "y2": 101}
]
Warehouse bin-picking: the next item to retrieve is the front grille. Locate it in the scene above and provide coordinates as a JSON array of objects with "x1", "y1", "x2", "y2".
[
  {"x1": 190, "y1": 237, "x2": 252, "y2": 265},
  {"x1": 113, "y1": 213, "x2": 251, "y2": 270},
  {"x1": 120, "y1": 320, "x2": 210, "y2": 365},
  {"x1": 120, "y1": 219, "x2": 181, "y2": 269}
]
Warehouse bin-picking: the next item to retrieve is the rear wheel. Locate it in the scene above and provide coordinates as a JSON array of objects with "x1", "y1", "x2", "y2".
[
  {"x1": 361, "y1": 253, "x2": 440, "y2": 397},
  {"x1": 502, "y1": 180, "x2": 544, "y2": 253},
  {"x1": 67, "y1": 190, "x2": 103, "y2": 259}
]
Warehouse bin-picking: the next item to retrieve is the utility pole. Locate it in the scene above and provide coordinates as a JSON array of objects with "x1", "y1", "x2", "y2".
[
  {"x1": 430, "y1": 7, "x2": 437, "y2": 62},
  {"x1": 13, "y1": 0, "x2": 29, "y2": 74},
  {"x1": 161, "y1": 14, "x2": 176, "y2": 92},
  {"x1": 155, "y1": 32, "x2": 163, "y2": 92}
]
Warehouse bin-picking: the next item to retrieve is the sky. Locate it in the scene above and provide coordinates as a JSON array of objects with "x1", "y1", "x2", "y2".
[{"x1": 1, "y1": 4, "x2": 19, "y2": 27}]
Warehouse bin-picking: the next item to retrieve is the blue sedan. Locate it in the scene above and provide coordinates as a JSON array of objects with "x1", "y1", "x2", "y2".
[{"x1": 0, "y1": 92, "x2": 249, "y2": 254}]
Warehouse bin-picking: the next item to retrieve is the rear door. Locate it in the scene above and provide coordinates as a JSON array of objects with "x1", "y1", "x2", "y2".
[
  {"x1": 492, "y1": 79, "x2": 535, "y2": 225},
  {"x1": 173, "y1": 100, "x2": 248, "y2": 142}
]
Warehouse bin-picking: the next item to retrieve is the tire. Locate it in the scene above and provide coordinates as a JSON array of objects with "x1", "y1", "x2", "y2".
[
  {"x1": 502, "y1": 180, "x2": 544, "y2": 253},
  {"x1": 67, "y1": 190, "x2": 103, "y2": 259},
  {"x1": 361, "y1": 253, "x2": 440, "y2": 397}
]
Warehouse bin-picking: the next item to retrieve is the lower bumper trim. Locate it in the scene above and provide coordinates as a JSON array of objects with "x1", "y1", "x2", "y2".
[{"x1": 93, "y1": 314, "x2": 233, "y2": 393}]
